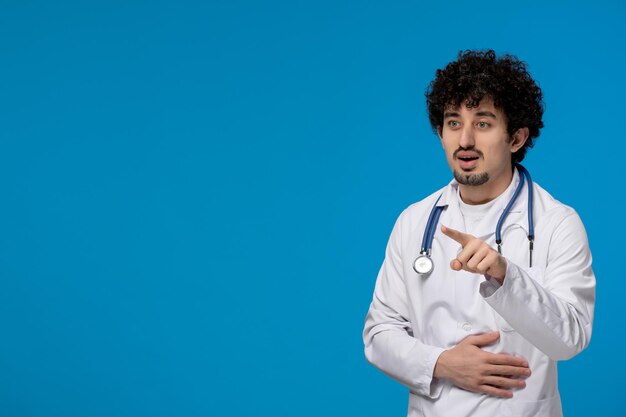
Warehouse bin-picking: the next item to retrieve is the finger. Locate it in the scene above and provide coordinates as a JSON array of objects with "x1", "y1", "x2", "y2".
[
  {"x1": 488, "y1": 353, "x2": 529, "y2": 368},
  {"x1": 482, "y1": 376, "x2": 526, "y2": 390},
  {"x1": 478, "y1": 384, "x2": 513, "y2": 399},
  {"x1": 462, "y1": 331, "x2": 500, "y2": 346},
  {"x1": 476, "y1": 251, "x2": 499, "y2": 275},
  {"x1": 489, "y1": 365, "x2": 532, "y2": 378},
  {"x1": 480, "y1": 252, "x2": 507, "y2": 280},
  {"x1": 467, "y1": 246, "x2": 491, "y2": 272},
  {"x1": 450, "y1": 258, "x2": 462, "y2": 271},
  {"x1": 455, "y1": 239, "x2": 483, "y2": 265},
  {"x1": 441, "y1": 225, "x2": 472, "y2": 246}
]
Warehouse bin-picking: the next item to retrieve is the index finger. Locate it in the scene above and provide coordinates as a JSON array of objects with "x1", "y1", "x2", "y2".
[{"x1": 441, "y1": 225, "x2": 472, "y2": 246}]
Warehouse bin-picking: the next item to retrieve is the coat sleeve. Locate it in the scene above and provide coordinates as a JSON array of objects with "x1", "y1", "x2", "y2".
[
  {"x1": 363, "y1": 210, "x2": 446, "y2": 398},
  {"x1": 480, "y1": 211, "x2": 596, "y2": 361}
]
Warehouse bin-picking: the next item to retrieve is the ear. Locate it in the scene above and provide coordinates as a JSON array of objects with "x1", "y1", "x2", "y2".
[
  {"x1": 510, "y1": 127, "x2": 529, "y2": 153},
  {"x1": 437, "y1": 126, "x2": 444, "y2": 148}
]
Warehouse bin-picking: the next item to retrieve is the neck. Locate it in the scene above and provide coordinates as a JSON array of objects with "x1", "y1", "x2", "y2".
[{"x1": 458, "y1": 165, "x2": 515, "y2": 205}]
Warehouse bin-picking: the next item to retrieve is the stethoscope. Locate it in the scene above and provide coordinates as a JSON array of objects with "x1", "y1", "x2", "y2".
[{"x1": 413, "y1": 164, "x2": 535, "y2": 275}]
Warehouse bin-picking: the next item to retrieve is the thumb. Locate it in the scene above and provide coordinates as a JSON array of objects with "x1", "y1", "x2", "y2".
[{"x1": 462, "y1": 331, "x2": 500, "y2": 347}]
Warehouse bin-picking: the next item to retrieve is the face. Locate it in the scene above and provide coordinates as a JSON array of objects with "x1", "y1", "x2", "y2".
[{"x1": 439, "y1": 98, "x2": 527, "y2": 190}]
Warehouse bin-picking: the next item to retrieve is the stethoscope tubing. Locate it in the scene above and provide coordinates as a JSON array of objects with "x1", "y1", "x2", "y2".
[
  {"x1": 419, "y1": 194, "x2": 443, "y2": 254},
  {"x1": 415, "y1": 164, "x2": 534, "y2": 274}
]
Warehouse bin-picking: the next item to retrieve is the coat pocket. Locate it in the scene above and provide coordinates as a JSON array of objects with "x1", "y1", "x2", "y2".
[{"x1": 504, "y1": 394, "x2": 562, "y2": 417}]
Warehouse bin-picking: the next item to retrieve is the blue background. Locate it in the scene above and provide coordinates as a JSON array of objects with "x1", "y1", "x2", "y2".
[{"x1": 1, "y1": 1, "x2": 624, "y2": 416}]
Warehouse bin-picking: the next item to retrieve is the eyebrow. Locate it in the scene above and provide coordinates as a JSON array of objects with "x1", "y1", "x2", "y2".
[
  {"x1": 443, "y1": 110, "x2": 498, "y2": 119},
  {"x1": 443, "y1": 111, "x2": 460, "y2": 119},
  {"x1": 475, "y1": 111, "x2": 497, "y2": 118}
]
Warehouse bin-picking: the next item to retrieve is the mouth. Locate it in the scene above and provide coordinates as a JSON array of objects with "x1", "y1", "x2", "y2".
[{"x1": 456, "y1": 154, "x2": 480, "y2": 170}]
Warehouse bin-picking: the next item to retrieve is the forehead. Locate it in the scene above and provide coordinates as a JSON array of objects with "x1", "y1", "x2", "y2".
[{"x1": 443, "y1": 97, "x2": 502, "y2": 116}]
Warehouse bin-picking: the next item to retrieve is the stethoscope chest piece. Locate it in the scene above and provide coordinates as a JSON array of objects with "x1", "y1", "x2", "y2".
[
  {"x1": 412, "y1": 164, "x2": 535, "y2": 276},
  {"x1": 413, "y1": 254, "x2": 434, "y2": 275}
]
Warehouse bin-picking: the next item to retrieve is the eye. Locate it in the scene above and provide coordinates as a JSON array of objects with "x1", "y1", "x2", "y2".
[
  {"x1": 476, "y1": 121, "x2": 490, "y2": 129},
  {"x1": 447, "y1": 120, "x2": 460, "y2": 128}
]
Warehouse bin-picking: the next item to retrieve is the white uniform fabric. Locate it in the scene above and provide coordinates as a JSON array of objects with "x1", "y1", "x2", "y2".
[{"x1": 363, "y1": 168, "x2": 595, "y2": 417}]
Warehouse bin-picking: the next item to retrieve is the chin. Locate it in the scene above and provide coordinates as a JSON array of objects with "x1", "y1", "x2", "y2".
[{"x1": 453, "y1": 169, "x2": 490, "y2": 186}]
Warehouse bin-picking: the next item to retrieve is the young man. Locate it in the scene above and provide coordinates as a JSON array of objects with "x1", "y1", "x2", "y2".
[{"x1": 363, "y1": 50, "x2": 596, "y2": 417}]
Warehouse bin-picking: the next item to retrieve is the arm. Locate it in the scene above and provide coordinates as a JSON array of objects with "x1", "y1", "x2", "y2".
[
  {"x1": 363, "y1": 211, "x2": 446, "y2": 398},
  {"x1": 441, "y1": 213, "x2": 596, "y2": 361},
  {"x1": 480, "y1": 212, "x2": 596, "y2": 360},
  {"x1": 365, "y1": 213, "x2": 534, "y2": 398}
]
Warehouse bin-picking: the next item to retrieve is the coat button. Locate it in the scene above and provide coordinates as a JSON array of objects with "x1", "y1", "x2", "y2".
[{"x1": 462, "y1": 322, "x2": 472, "y2": 332}]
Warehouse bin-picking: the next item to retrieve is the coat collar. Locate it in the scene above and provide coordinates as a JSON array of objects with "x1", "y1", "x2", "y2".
[{"x1": 436, "y1": 167, "x2": 528, "y2": 240}]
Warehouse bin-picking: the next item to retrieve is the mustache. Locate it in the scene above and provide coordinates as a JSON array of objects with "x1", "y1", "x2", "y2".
[{"x1": 453, "y1": 146, "x2": 484, "y2": 159}]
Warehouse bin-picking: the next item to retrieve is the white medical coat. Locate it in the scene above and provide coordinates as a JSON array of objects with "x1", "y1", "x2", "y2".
[{"x1": 363, "y1": 168, "x2": 595, "y2": 417}]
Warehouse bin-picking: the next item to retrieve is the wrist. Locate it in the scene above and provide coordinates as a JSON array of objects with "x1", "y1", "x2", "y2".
[
  {"x1": 433, "y1": 350, "x2": 450, "y2": 379},
  {"x1": 488, "y1": 275, "x2": 505, "y2": 285}
]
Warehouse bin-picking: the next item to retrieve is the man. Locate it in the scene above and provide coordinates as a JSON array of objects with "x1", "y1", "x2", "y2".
[{"x1": 363, "y1": 50, "x2": 595, "y2": 417}]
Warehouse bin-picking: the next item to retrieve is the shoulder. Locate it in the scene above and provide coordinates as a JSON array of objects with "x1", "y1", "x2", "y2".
[
  {"x1": 532, "y1": 181, "x2": 587, "y2": 236},
  {"x1": 394, "y1": 185, "x2": 450, "y2": 232},
  {"x1": 530, "y1": 182, "x2": 593, "y2": 270}
]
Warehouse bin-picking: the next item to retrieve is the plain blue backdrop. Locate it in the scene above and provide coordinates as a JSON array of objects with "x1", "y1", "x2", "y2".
[{"x1": 1, "y1": 1, "x2": 624, "y2": 416}]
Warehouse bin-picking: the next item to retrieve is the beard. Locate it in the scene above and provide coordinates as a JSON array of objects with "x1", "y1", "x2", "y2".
[{"x1": 454, "y1": 169, "x2": 489, "y2": 186}]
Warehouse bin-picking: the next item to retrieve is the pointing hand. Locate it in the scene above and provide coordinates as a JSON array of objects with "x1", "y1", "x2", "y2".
[{"x1": 441, "y1": 225, "x2": 507, "y2": 283}]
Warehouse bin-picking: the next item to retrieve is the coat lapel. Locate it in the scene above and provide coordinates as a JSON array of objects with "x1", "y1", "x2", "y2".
[{"x1": 437, "y1": 180, "x2": 465, "y2": 234}]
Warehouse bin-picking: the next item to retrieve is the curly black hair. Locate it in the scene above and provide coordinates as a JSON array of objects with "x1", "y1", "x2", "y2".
[{"x1": 425, "y1": 50, "x2": 544, "y2": 163}]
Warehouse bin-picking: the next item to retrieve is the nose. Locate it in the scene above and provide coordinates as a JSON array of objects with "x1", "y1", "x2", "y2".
[{"x1": 459, "y1": 125, "x2": 475, "y2": 148}]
